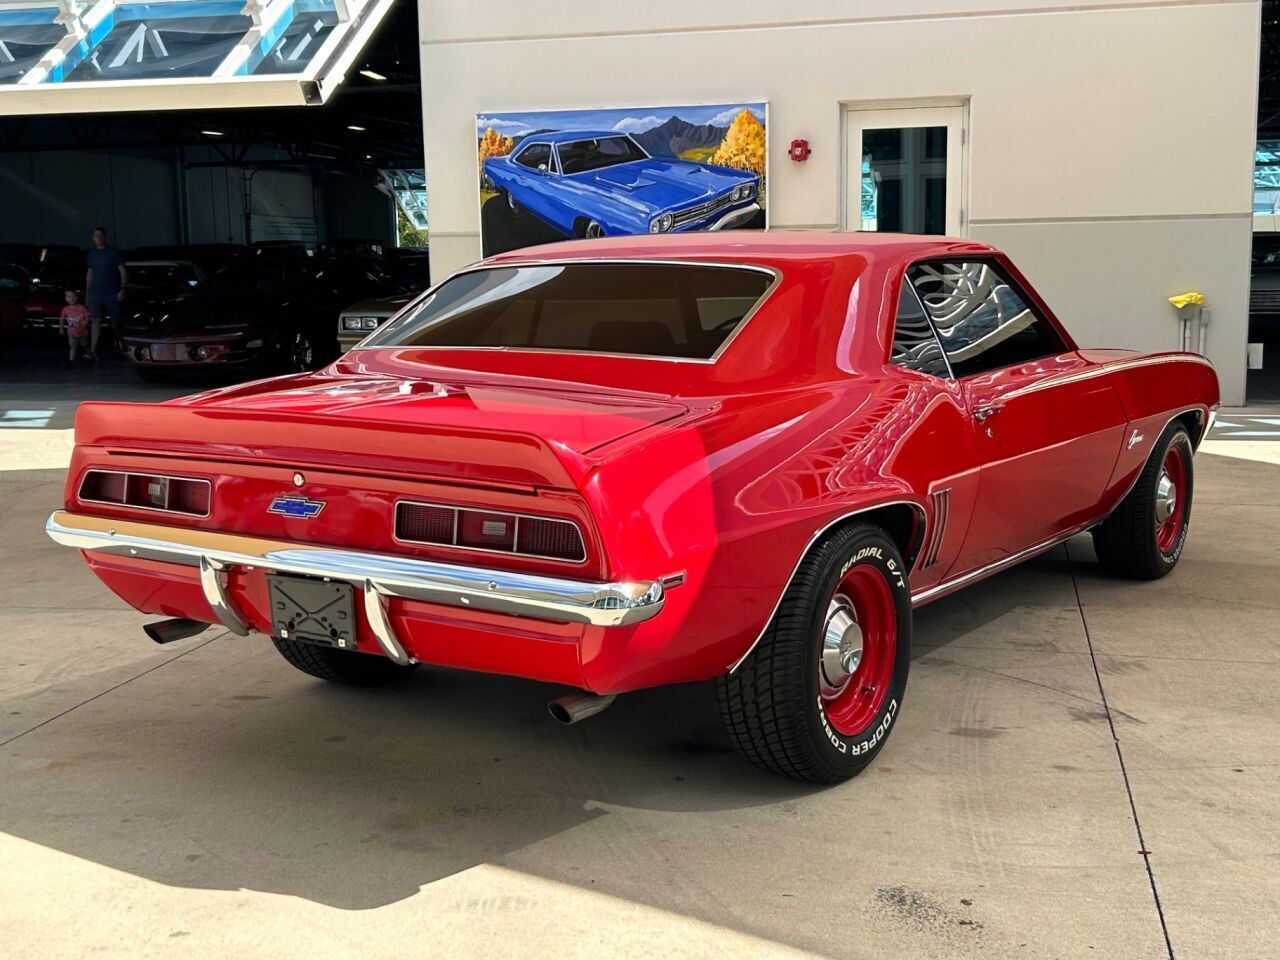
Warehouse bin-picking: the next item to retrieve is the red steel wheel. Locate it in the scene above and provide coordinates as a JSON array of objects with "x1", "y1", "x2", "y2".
[
  {"x1": 1092, "y1": 421, "x2": 1195, "y2": 580},
  {"x1": 818, "y1": 565, "x2": 898, "y2": 737},
  {"x1": 1154, "y1": 442, "x2": 1188, "y2": 555},
  {"x1": 717, "y1": 522, "x2": 912, "y2": 783}
]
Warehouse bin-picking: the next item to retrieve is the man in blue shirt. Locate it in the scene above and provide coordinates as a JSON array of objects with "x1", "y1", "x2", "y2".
[{"x1": 85, "y1": 226, "x2": 127, "y2": 360}]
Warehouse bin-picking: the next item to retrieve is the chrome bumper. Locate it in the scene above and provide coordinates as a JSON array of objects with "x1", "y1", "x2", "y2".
[
  {"x1": 708, "y1": 203, "x2": 761, "y2": 231},
  {"x1": 46, "y1": 511, "x2": 665, "y2": 664}
]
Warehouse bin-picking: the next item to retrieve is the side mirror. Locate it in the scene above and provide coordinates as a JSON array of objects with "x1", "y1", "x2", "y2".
[{"x1": 537, "y1": 163, "x2": 549, "y2": 175}]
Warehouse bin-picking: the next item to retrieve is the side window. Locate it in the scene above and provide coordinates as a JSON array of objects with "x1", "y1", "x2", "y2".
[
  {"x1": 514, "y1": 143, "x2": 551, "y2": 170},
  {"x1": 890, "y1": 282, "x2": 950, "y2": 377},
  {"x1": 907, "y1": 260, "x2": 1067, "y2": 378},
  {"x1": 695, "y1": 296, "x2": 757, "y2": 333}
]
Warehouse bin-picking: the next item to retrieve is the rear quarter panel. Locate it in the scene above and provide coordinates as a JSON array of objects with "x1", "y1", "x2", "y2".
[
  {"x1": 1081, "y1": 350, "x2": 1219, "y2": 511},
  {"x1": 576, "y1": 374, "x2": 965, "y2": 693}
]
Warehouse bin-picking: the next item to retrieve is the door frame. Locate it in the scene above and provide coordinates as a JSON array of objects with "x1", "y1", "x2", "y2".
[{"x1": 840, "y1": 98, "x2": 970, "y2": 236}]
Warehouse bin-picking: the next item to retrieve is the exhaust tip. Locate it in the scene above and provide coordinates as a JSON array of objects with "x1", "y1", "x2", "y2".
[
  {"x1": 548, "y1": 692, "x2": 616, "y2": 725},
  {"x1": 144, "y1": 618, "x2": 211, "y2": 645}
]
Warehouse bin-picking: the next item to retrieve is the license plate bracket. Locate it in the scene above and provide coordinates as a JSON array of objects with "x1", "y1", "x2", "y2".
[{"x1": 267, "y1": 574, "x2": 357, "y2": 650}]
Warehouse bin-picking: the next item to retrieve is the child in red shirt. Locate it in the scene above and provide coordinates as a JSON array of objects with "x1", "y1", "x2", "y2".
[{"x1": 59, "y1": 289, "x2": 92, "y2": 365}]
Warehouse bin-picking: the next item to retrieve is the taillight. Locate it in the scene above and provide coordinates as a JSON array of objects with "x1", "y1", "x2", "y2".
[
  {"x1": 79, "y1": 469, "x2": 210, "y2": 517},
  {"x1": 396, "y1": 501, "x2": 586, "y2": 563}
]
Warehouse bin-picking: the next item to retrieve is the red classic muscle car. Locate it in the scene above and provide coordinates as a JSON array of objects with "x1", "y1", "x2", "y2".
[{"x1": 46, "y1": 233, "x2": 1219, "y2": 783}]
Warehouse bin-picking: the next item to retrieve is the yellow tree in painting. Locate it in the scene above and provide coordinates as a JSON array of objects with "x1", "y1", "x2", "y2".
[
  {"x1": 478, "y1": 126, "x2": 514, "y2": 169},
  {"x1": 711, "y1": 110, "x2": 766, "y2": 175}
]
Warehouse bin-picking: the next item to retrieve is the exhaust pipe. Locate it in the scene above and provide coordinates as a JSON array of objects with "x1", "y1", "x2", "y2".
[
  {"x1": 144, "y1": 618, "x2": 211, "y2": 645},
  {"x1": 548, "y1": 692, "x2": 616, "y2": 725}
]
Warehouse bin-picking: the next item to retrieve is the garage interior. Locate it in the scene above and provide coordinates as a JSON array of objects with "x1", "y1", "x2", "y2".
[{"x1": 0, "y1": 2, "x2": 1277, "y2": 959}]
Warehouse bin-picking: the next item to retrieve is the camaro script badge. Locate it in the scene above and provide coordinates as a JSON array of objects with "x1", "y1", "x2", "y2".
[
  {"x1": 1127, "y1": 429, "x2": 1145, "y2": 450},
  {"x1": 268, "y1": 496, "x2": 326, "y2": 519}
]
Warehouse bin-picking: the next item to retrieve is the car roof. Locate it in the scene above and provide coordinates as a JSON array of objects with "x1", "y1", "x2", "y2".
[
  {"x1": 521, "y1": 130, "x2": 635, "y2": 145},
  {"x1": 484, "y1": 230, "x2": 998, "y2": 267}
]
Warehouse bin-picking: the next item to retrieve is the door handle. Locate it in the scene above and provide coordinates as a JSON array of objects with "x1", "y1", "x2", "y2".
[{"x1": 972, "y1": 402, "x2": 1004, "y2": 423}]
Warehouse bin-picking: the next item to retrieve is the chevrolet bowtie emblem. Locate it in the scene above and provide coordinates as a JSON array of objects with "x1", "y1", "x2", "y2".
[
  {"x1": 268, "y1": 496, "x2": 326, "y2": 519},
  {"x1": 1127, "y1": 429, "x2": 1144, "y2": 450}
]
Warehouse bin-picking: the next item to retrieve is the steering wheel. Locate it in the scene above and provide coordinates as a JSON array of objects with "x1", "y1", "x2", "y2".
[{"x1": 708, "y1": 315, "x2": 746, "y2": 334}]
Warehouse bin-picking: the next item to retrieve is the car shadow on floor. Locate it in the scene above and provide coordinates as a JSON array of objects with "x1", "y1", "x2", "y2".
[{"x1": 0, "y1": 546, "x2": 1084, "y2": 910}]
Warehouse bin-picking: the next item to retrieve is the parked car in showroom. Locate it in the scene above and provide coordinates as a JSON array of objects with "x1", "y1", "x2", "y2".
[
  {"x1": 0, "y1": 243, "x2": 84, "y2": 289},
  {"x1": 482, "y1": 130, "x2": 760, "y2": 238},
  {"x1": 126, "y1": 244, "x2": 244, "y2": 278},
  {"x1": 338, "y1": 291, "x2": 420, "y2": 350},
  {"x1": 47, "y1": 232, "x2": 1217, "y2": 783},
  {"x1": 117, "y1": 256, "x2": 393, "y2": 381},
  {"x1": 0, "y1": 263, "x2": 29, "y2": 354}
]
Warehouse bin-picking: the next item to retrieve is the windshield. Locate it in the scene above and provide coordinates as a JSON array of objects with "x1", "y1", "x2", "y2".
[
  {"x1": 556, "y1": 136, "x2": 646, "y2": 174},
  {"x1": 200, "y1": 260, "x2": 310, "y2": 293},
  {"x1": 0, "y1": 264, "x2": 29, "y2": 291},
  {"x1": 363, "y1": 262, "x2": 774, "y2": 359},
  {"x1": 128, "y1": 263, "x2": 201, "y2": 289}
]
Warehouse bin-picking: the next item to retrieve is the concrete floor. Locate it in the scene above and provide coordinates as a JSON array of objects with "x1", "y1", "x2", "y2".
[{"x1": 1, "y1": 354, "x2": 1277, "y2": 959}]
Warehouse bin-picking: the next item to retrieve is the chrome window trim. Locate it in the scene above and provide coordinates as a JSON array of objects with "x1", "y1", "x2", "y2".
[
  {"x1": 889, "y1": 277, "x2": 954, "y2": 380},
  {"x1": 512, "y1": 141, "x2": 552, "y2": 170},
  {"x1": 393, "y1": 499, "x2": 588, "y2": 565},
  {"x1": 905, "y1": 256, "x2": 1067, "y2": 380},
  {"x1": 77, "y1": 469, "x2": 212, "y2": 519},
  {"x1": 359, "y1": 258, "x2": 784, "y2": 365}
]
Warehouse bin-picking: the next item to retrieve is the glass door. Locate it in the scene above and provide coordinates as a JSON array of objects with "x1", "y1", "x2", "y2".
[{"x1": 845, "y1": 105, "x2": 965, "y2": 236}]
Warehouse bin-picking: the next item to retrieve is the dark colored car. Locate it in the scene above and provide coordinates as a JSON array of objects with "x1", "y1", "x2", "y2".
[
  {"x1": 0, "y1": 244, "x2": 84, "y2": 288},
  {"x1": 384, "y1": 247, "x2": 430, "y2": 289},
  {"x1": 126, "y1": 244, "x2": 245, "y2": 278},
  {"x1": 117, "y1": 256, "x2": 394, "y2": 381},
  {"x1": 2, "y1": 245, "x2": 86, "y2": 334},
  {"x1": 0, "y1": 263, "x2": 31, "y2": 354}
]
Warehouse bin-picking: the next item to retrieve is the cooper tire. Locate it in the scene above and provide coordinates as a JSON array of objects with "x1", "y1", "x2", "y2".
[
  {"x1": 1092, "y1": 422, "x2": 1194, "y2": 580},
  {"x1": 716, "y1": 522, "x2": 912, "y2": 783},
  {"x1": 272, "y1": 636, "x2": 417, "y2": 687}
]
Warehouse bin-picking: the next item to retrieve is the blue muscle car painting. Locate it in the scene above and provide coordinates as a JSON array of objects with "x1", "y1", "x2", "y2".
[{"x1": 476, "y1": 102, "x2": 767, "y2": 256}]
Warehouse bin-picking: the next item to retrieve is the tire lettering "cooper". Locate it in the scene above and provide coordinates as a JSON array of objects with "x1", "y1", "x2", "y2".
[{"x1": 818, "y1": 697, "x2": 898, "y2": 755}]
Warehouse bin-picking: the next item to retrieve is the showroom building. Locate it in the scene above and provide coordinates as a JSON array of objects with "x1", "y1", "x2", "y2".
[{"x1": 420, "y1": 0, "x2": 1261, "y2": 404}]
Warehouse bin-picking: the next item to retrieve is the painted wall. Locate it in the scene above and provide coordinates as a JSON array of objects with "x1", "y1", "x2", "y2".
[{"x1": 418, "y1": 0, "x2": 1261, "y2": 403}]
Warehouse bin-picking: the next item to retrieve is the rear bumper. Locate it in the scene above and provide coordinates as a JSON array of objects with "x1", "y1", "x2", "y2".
[{"x1": 46, "y1": 511, "x2": 666, "y2": 664}]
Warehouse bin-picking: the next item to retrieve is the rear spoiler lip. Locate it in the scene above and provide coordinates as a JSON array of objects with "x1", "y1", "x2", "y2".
[{"x1": 73, "y1": 401, "x2": 588, "y2": 491}]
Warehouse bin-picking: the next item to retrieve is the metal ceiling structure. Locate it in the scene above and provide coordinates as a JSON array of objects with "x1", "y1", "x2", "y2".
[
  {"x1": 0, "y1": 0, "x2": 396, "y2": 111},
  {"x1": 377, "y1": 167, "x2": 425, "y2": 229},
  {"x1": 0, "y1": 0, "x2": 420, "y2": 178}
]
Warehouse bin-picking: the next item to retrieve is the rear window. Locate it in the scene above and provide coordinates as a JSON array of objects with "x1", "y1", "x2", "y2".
[{"x1": 364, "y1": 262, "x2": 774, "y2": 359}]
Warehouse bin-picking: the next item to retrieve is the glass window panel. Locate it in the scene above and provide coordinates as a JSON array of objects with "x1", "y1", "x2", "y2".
[
  {"x1": 0, "y1": 16, "x2": 65, "y2": 85},
  {"x1": 861, "y1": 126, "x2": 947, "y2": 235},
  {"x1": 907, "y1": 261, "x2": 1066, "y2": 377}
]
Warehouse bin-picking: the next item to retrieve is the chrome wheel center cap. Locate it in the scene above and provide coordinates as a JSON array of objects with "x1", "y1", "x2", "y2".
[
  {"x1": 820, "y1": 599, "x2": 864, "y2": 697},
  {"x1": 1155, "y1": 471, "x2": 1177, "y2": 523}
]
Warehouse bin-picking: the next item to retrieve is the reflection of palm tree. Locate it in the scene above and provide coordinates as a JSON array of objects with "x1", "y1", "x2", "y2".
[{"x1": 911, "y1": 263, "x2": 1035, "y2": 362}]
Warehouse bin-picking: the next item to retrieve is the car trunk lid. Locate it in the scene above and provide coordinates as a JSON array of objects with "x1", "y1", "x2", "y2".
[{"x1": 75, "y1": 378, "x2": 690, "y2": 490}]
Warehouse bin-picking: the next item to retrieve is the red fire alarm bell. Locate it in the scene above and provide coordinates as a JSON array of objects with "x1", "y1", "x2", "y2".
[{"x1": 789, "y1": 139, "x2": 811, "y2": 162}]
